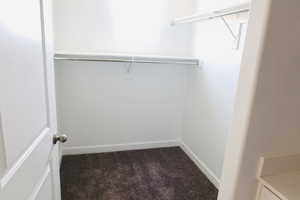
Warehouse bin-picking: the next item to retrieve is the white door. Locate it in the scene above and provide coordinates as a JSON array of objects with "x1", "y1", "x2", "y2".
[{"x1": 0, "y1": 0, "x2": 63, "y2": 200}]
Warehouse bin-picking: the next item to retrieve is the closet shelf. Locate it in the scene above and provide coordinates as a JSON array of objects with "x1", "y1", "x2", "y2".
[
  {"x1": 171, "y1": 2, "x2": 250, "y2": 25},
  {"x1": 54, "y1": 52, "x2": 200, "y2": 66},
  {"x1": 171, "y1": 3, "x2": 250, "y2": 50}
]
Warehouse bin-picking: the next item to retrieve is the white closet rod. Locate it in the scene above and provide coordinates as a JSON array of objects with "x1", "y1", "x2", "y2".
[
  {"x1": 55, "y1": 58, "x2": 198, "y2": 65},
  {"x1": 172, "y1": 3, "x2": 250, "y2": 25},
  {"x1": 54, "y1": 53, "x2": 200, "y2": 66}
]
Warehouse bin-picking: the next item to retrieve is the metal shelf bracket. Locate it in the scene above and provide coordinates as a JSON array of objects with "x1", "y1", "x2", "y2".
[{"x1": 220, "y1": 16, "x2": 244, "y2": 50}]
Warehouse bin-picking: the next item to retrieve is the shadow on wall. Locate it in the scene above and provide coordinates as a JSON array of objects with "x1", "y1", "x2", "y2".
[{"x1": 182, "y1": 16, "x2": 247, "y2": 180}]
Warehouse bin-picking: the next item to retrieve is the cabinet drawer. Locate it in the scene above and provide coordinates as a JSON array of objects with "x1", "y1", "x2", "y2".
[{"x1": 259, "y1": 187, "x2": 281, "y2": 200}]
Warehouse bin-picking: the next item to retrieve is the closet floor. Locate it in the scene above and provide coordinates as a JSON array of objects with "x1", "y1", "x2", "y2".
[{"x1": 60, "y1": 147, "x2": 218, "y2": 200}]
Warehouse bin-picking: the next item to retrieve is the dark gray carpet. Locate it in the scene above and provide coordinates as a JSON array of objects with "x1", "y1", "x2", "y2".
[{"x1": 61, "y1": 147, "x2": 218, "y2": 200}]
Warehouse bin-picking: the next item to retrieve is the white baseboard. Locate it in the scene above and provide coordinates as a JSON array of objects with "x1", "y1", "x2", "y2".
[
  {"x1": 179, "y1": 141, "x2": 220, "y2": 189},
  {"x1": 62, "y1": 140, "x2": 180, "y2": 155}
]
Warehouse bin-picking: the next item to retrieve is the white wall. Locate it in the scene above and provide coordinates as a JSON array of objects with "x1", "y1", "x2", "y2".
[
  {"x1": 182, "y1": 0, "x2": 248, "y2": 183},
  {"x1": 52, "y1": 1, "x2": 258, "y2": 192},
  {"x1": 53, "y1": 0, "x2": 196, "y2": 154},
  {"x1": 53, "y1": 0, "x2": 249, "y2": 186},
  {"x1": 0, "y1": 114, "x2": 6, "y2": 177},
  {"x1": 55, "y1": 61, "x2": 189, "y2": 154},
  {"x1": 218, "y1": 0, "x2": 300, "y2": 200},
  {"x1": 53, "y1": 0, "x2": 194, "y2": 57}
]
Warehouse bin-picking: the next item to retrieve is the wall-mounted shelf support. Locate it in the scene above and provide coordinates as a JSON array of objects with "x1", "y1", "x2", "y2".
[
  {"x1": 220, "y1": 16, "x2": 237, "y2": 41},
  {"x1": 220, "y1": 16, "x2": 244, "y2": 49},
  {"x1": 171, "y1": 3, "x2": 250, "y2": 49},
  {"x1": 171, "y1": 3, "x2": 250, "y2": 25}
]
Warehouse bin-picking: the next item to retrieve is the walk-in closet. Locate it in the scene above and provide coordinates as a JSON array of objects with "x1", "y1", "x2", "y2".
[{"x1": 2, "y1": 0, "x2": 300, "y2": 200}]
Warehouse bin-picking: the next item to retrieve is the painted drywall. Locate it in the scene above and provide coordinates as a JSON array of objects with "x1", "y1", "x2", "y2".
[
  {"x1": 52, "y1": 0, "x2": 253, "y2": 190},
  {"x1": 218, "y1": 0, "x2": 300, "y2": 200},
  {"x1": 55, "y1": 61, "x2": 189, "y2": 153},
  {"x1": 53, "y1": 0, "x2": 195, "y2": 153},
  {"x1": 53, "y1": 0, "x2": 194, "y2": 57},
  {"x1": 0, "y1": 113, "x2": 6, "y2": 177},
  {"x1": 182, "y1": 0, "x2": 248, "y2": 181}
]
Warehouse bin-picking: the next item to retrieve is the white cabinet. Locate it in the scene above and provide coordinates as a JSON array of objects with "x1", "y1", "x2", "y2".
[
  {"x1": 259, "y1": 187, "x2": 281, "y2": 200},
  {"x1": 257, "y1": 155, "x2": 300, "y2": 200}
]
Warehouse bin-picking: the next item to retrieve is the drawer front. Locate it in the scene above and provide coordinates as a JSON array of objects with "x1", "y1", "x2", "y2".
[{"x1": 259, "y1": 187, "x2": 281, "y2": 200}]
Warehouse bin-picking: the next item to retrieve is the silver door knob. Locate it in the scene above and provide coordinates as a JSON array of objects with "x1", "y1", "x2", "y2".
[{"x1": 53, "y1": 134, "x2": 68, "y2": 144}]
